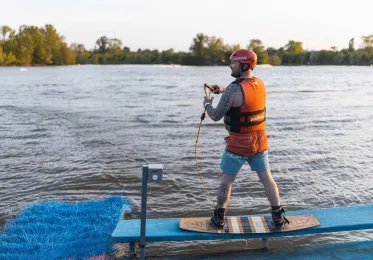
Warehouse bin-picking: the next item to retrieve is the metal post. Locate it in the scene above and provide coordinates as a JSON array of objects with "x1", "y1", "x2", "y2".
[
  {"x1": 139, "y1": 165, "x2": 148, "y2": 260},
  {"x1": 261, "y1": 238, "x2": 269, "y2": 251},
  {"x1": 129, "y1": 242, "x2": 137, "y2": 257}
]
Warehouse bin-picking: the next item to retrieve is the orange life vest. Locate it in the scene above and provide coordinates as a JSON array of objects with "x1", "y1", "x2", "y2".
[{"x1": 223, "y1": 77, "x2": 268, "y2": 157}]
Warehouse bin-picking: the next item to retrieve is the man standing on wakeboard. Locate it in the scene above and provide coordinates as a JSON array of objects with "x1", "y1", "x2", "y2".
[{"x1": 203, "y1": 49, "x2": 287, "y2": 229}]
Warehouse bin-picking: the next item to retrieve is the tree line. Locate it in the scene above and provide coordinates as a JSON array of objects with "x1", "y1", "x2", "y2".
[{"x1": 1, "y1": 24, "x2": 373, "y2": 66}]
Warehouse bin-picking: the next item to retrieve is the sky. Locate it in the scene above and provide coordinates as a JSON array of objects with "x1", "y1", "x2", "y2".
[{"x1": 1, "y1": 0, "x2": 372, "y2": 52}]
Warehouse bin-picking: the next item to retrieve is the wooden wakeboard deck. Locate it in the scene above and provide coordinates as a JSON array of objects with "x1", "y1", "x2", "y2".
[
  {"x1": 111, "y1": 204, "x2": 373, "y2": 242},
  {"x1": 180, "y1": 215, "x2": 319, "y2": 234}
]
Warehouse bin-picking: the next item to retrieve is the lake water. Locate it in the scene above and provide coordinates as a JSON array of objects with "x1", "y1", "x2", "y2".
[{"x1": 1, "y1": 65, "x2": 373, "y2": 257}]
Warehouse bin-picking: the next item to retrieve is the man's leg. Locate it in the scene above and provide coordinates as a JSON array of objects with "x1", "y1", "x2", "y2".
[
  {"x1": 211, "y1": 150, "x2": 245, "y2": 228},
  {"x1": 257, "y1": 170, "x2": 287, "y2": 226},
  {"x1": 218, "y1": 150, "x2": 246, "y2": 207},
  {"x1": 249, "y1": 151, "x2": 287, "y2": 226},
  {"x1": 211, "y1": 173, "x2": 236, "y2": 229},
  {"x1": 256, "y1": 169, "x2": 280, "y2": 206},
  {"x1": 217, "y1": 173, "x2": 236, "y2": 208}
]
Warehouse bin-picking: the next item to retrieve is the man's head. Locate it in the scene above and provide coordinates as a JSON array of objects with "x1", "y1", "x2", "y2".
[{"x1": 229, "y1": 49, "x2": 257, "y2": 78}]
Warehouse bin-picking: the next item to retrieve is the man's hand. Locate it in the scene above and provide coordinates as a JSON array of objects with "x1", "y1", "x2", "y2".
[
  {"x1": 203, "y1": 96, "x2": 214, "y2": 109},
  {"x1": 211, "y1": 85, "x2": 224, "y2": 94}
]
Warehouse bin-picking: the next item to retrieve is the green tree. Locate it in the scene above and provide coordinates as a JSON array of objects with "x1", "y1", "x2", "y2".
[
  {"x1": 90, "y1": 54, "x2": 99, "y2": 64},
  {"x1": 6, "y1": 52, "x2": 16, "y2": 65},
  {"x1": 317, "y1": 50, "x2": 336, "y2": 65},
  {"x1": 282, "y1": 40, "x2": 304, "y2": 64},
  {"x1": 1, "y1": 25, "x2": 11, "y2": 39},
  {"x1": 248, "y1": 39, "x2": 269, "y2": 64},
  {"x1": 16, "y1": 25, "x2": 35, "y2": 65},
  {"x1": 96, "y1": 36, "x2": 109, "y2": 53},
  {"x1": 285, "y1": 40, "x2": 303, "y2": 54},
  {"x1": 1, "y1": 28, "x2": 17, "y2": 55},
  {"x1": 360, "y1": 52, "x2": 372, "y2": 65},
  {"x1": 54, "y1": 43, "x2": 76, "y2": 65},
  {"x1": 43, "y1": 24, "x2": 62, "y2": 64},
  {"x1": 266, "y1": 47, "x2": 278, "y2": 56},
  {"x1": 309, "y1": 51, "x2": 319, "y2": 64},
  {"x1": 108, "y1": 38, "x2": 122, "y2": 49},
  {"x1": 345, "y1": 52, "x2": 353, "y2": 65},
  {"x1": 220, "y1": 43, "x2": 240, "y2": 64},
  {"x1": 190, "y1": 33, "x2": 208, "y2": 57},
  {"x1": 269, "y1": 55, "x2": 281, "y2": 65},
  {"x1": 161, "y1": 48, "x2": 175, "y2": 64},
  {"x1": 361, "y1": 35, "x2": 373, "y2": 54},
  {"x1": 348, "y1": 38, "x2": 354, "y2": 52},
  {"x1": 334, "y1": 52, "x2": 345, "y2": 65},
  {"x1": 206, "y1": 36, "x2": 225, "y2": 64},
  {"x1": 0, "y1": 46, "x2": 4, "y2": 65}
]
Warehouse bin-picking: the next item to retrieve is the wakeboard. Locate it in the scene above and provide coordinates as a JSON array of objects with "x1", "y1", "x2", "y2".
[{"x1": 180, "y1": 214, "x2": 319, "y2": 234}]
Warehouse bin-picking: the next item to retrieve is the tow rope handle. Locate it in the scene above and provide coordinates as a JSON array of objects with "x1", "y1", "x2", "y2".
[
  {"x1": 201, "y1": 83, "x2": 214, "y2": 120},
  {"x1": 204, "y1": 83, "x2": 214, "y2": 92}
]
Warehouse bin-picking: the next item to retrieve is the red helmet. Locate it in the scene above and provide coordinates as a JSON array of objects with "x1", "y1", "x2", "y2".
[{"x1": 230, "y1": 49, "x2": 257, "y2": 70}]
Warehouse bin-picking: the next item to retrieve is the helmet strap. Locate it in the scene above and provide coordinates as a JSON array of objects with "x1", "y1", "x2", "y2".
[{"x1": 239, "y1": 63, "x2": 249, "y2": 76}]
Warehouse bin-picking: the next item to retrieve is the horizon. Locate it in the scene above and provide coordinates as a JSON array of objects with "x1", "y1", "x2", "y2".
[{"x1": 1, "y1": 0, "x2": 373, "y2": 52}]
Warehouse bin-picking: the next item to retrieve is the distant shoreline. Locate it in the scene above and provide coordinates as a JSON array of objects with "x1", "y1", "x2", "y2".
[{"x1": 1, "y1": 25, "x2": 372, "y2": 67}]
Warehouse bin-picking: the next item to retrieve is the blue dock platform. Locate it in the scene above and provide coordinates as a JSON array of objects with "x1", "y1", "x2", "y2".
[
  {"x1": 111, "y1": 204, "x2": 373, "y2": 257},
  {"x1": 158, "y1": 240, "x2": 373, "y2": 260}
]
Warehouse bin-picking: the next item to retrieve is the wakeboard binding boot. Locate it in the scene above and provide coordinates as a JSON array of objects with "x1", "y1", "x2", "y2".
[
  {"x1": 210, "y1": 207, "x2": 226, "y2": 229},
  {"x1": 271, "y1": 206, "x2": 289, "y2": 227}
]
